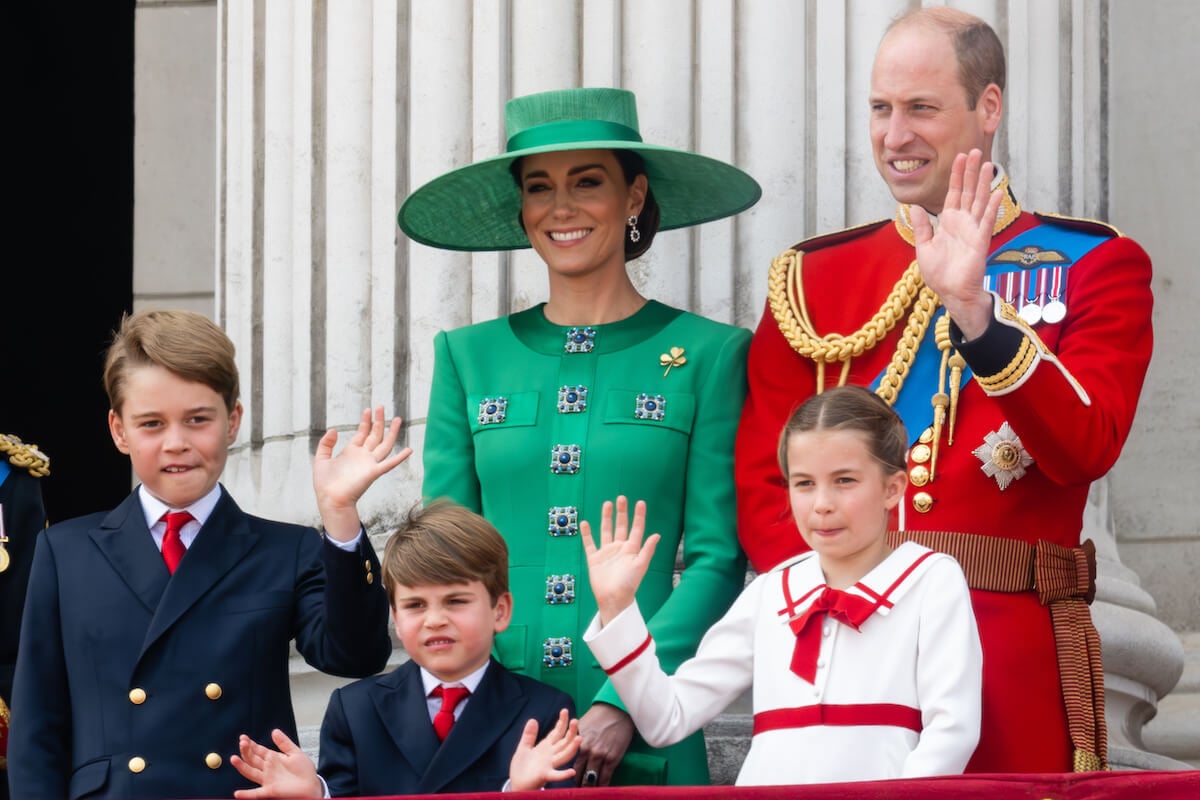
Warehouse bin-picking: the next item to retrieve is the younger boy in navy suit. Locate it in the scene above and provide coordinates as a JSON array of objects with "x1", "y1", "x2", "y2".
[
  {"x1": 231, "y1": 500, "x2": 580, "y2": 797},
  {"x1": 9, "y1": 309, "x2": 408, "y2": 800}
]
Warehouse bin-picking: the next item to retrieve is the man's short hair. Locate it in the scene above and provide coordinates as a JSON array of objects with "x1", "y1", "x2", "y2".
[{"x1": 888, "y1": 6, "x2": 1006, "y2": 109}]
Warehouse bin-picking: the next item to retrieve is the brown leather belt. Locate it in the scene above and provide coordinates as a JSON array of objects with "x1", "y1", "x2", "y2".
[{"x1": 888, "y1": 530, "x2": 1107, "y2": 771}]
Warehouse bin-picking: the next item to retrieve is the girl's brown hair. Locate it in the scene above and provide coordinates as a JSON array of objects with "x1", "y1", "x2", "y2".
[{"x1": 777, "y1": 386, "x2": 908, "y2": 477}]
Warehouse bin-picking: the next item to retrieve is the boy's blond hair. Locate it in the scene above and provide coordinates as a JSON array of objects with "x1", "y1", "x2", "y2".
[
  {"x1": 383, "y1": 500, "x2": 510, "y2": 606},
  {"x1": 103, "y1": 309, "x2": 239, "y2": 414}
]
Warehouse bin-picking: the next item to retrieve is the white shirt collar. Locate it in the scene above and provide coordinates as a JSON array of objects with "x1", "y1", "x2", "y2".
[
  {"x1": 420, "y1": 660, "x2": 490, "y2": 697},
  {"x1": 139, "y1": 483, "x2": 223, "y2": 527},
  {"x1": 140, "y1": 483, "x2": 223, "y2": 549}
]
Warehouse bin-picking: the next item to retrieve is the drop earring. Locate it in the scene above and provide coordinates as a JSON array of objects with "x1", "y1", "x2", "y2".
[{"x1": 627, "y1": 215, "x2": 641, "y2": 243}]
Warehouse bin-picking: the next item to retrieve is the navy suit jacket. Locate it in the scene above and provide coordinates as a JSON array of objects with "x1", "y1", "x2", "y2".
[
  {"x1": 319, "y1": 658, "x2": 576, "y2": 796},
  {"x1": 8, "y1": 486, "x2": 391, "y2": 800}
]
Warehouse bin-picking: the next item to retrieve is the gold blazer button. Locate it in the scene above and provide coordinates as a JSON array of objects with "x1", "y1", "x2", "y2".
[
  {"x1": 129, "y1": 688, "x2": 147, "y2": 705},
  {"x1": 206, "y1": 752, "x2": 223, "y2": 769},
  {"x1": 909, "y1": 465, "x2": 930, "y2": 487},
  {"x1": 128, "y1": 756, "x2": 146, "y2": 774},
  {"x1": 205, "y1": 683, "x2": 223, "y2": 700}
]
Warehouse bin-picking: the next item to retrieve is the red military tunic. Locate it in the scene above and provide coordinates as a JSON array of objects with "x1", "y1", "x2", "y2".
[{"x1": 735, "y1": 181, "x2": 1153, "y2": 773}]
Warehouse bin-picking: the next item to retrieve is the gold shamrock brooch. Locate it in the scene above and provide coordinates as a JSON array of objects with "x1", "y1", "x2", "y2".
[{"x1": 660, "y1": 346, "x2": 687, "y2": 377}]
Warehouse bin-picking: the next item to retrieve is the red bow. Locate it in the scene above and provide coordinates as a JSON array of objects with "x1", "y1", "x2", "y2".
[{"x1": 788, "y1": 586, "x2": 877, "y2": 683}]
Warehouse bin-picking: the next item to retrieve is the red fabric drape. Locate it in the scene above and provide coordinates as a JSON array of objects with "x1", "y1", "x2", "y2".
[{"x1": 289, "y1": 770, "x2": 1196, "y2": 800}]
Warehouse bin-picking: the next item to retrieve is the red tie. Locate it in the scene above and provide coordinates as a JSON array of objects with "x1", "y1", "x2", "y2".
[
  {"x1": 787, "y1": 585, "x2": 877, "y2": 683},
  {"x1": 161, "y1": 511, "x2": 193, "y2": 574},
  {"x1": 431, "y1": 685, "x2": 471, "y2": 741}
]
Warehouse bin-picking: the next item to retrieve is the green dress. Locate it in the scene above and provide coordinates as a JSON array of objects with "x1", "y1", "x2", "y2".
[{"x1": 423, "y1": 300, "x2": 749, "y2": 785}]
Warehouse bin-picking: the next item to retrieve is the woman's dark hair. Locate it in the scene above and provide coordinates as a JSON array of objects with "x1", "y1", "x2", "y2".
[
  {"x1": 612, "y1": 150, "x2": 660, "y2": 260},
  {"x1": 510, "y1": 150, "x2": 661, "y2": 261}
]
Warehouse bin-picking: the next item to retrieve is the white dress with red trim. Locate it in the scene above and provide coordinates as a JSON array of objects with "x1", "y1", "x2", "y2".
[{"x1": 583, "y1": 541, "x2": 982, "y2": 785}]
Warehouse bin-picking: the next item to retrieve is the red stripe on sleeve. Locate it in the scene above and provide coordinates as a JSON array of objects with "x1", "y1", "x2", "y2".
[{"x1": 603, "y1": 634, "x2": 653, "y2": 675}]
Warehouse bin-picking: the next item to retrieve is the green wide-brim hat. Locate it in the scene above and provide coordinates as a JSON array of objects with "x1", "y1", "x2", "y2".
[{"x1": 397, "y1": 87, "x2": 762, "y2": 252}]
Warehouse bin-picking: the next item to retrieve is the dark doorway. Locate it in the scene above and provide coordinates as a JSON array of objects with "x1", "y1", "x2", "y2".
[{"x1": 8, "y1": 4, "x2": 135, "y2": 523}]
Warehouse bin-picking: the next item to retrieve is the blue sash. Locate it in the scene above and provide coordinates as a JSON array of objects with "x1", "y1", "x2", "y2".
[
  {"x1": 0, "y1": 460, "x2": 10, "y2": 487},
  {"x1": 870, "y1": 222, "x2": 1109, "y2": 444}
]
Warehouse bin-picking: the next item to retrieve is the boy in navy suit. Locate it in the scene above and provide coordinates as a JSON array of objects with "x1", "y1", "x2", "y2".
[
  {"x1": 9, "y1": 309, "x2": 407, "y2": 800},
  {"x1": 230, "y1": 500, "x2": 581, "y2": 797}
]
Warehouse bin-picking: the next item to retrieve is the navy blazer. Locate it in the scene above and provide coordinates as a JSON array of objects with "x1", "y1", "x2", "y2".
[
  {"x1": 8, "y1": 486, "x2": 391, "y2": 800},
  {"x1": 319, "y1": 658, "x2": 576, "y2": 796}
]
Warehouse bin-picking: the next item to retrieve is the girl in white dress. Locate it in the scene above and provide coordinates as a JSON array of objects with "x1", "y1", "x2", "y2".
[{"x1": 581, "y1": 386, "x2": 982, "y2": 785}]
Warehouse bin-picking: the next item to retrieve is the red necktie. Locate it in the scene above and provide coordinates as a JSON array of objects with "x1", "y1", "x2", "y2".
[
  {"x1": 161, "y1": 511, "x2": 193, "y2": 574},
  {"x1": 787, "y1": 586, "x2": 877, "y2": 683},
  {"x1": 431, "y1": 685, "x2": 471, "y2": 741}
]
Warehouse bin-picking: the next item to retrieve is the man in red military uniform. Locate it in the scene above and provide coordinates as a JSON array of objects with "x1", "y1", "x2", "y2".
[{"x1": 735, "y1": 7, "x2": 1153, "y2": 774}]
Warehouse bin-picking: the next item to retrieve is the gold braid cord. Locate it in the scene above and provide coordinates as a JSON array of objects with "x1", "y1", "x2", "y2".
[
  {"x1": 768, "y1": 252, "x2": 936, "y2": 401},
  {"x1": 0, "y1": 433, "x2": 50, "y2": 478},
  {"x1": 772, "y1": 183, "x2": 1021, "y2": 429},
  {"x1": 874, "y1": 283, "x2": 939, "y2": 407}
]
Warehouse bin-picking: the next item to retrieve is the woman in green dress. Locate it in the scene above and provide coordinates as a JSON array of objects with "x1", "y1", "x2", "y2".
[{"x1": 398, "y1": 87, "x2": 760, "y2": 787}]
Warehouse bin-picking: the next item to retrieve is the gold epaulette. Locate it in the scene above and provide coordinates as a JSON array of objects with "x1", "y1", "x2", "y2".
[
  {"x1": 785, "y1": 218, "x2": 891, "y2": 255},
  {"x1": 0, "y1": 433, "x2": 51, "y2": 478},
  {"x1": 1034, "y1": 211, "x2": 1123, "y2": 239}
]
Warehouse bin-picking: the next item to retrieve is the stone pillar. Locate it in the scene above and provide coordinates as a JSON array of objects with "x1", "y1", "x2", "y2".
[{"x1": 1086, "y1": 479, "x2": 1189, "y2": 769}]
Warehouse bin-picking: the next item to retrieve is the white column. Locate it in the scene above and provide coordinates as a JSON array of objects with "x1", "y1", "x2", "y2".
[
  {"x1": 219, "y1": 0, "x2": 259, "y2": 452},
  {"x1": 324, "y1": 5, "x2": 374, "y2": 424},
  {"x1": 1086, "y1": 480, "x2": 1188, "y2": 769},
  {"x1": 254, "y1": 0, "x2": 311, "y2": 519},
  {"x1": 404, "y1": 0, "x2": 476, "y2": 488}
]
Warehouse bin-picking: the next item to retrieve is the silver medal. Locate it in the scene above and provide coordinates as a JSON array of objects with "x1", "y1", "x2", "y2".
[
  {"x1": 1019, "y1": 301, "x2": 1042, "y2": 325},
  {"x1": 1042, "y1": 300, "x2": 1066, "y2": 324},
  {"x1": 1041, "y1": 266, "x2": 1067, "y2": 324}
]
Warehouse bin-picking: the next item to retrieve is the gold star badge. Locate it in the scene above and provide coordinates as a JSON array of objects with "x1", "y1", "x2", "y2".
[{"x1": 972, "y1": 422, "x2": 1034, "y2": 490}]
